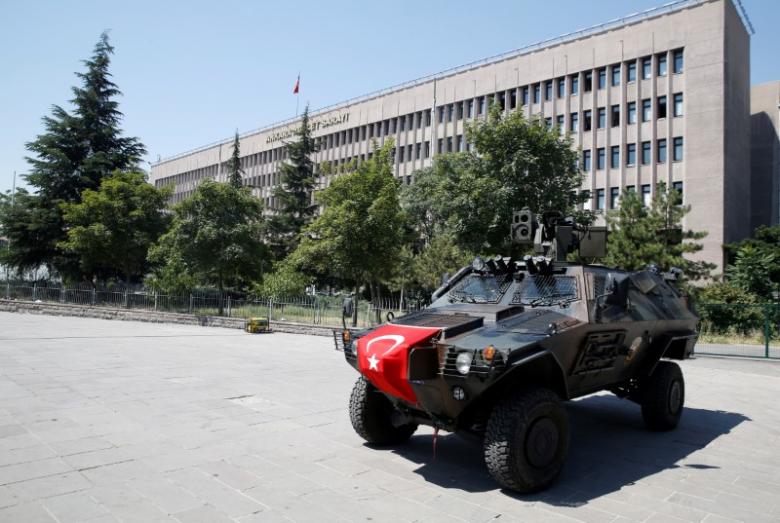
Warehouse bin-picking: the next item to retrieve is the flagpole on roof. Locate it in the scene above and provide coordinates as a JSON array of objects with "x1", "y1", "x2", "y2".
[{"x1": 295, "y1": 72, "x2": 300, "y2": 116}]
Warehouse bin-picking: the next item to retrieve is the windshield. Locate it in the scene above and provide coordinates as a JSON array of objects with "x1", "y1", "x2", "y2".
[
  {"x1": 512, "y1": 275, "x2": 579, "y2": 306},
  {"x1": 449, "y1": 274, "x2": 510, "y2": 303}
]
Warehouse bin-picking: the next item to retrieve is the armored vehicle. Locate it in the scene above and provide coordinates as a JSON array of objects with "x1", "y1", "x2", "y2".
[{"x1": 334, "y1": 211, "x2": 698, "y2": 493}]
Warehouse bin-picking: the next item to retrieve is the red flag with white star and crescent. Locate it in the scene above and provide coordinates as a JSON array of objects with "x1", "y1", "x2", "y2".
[
  {"x1": 356, "y1": 324, "x2": 441, "y2": 405},
  {"x1": 293, "y1": 75, "x2": 300, "y2": 94}
]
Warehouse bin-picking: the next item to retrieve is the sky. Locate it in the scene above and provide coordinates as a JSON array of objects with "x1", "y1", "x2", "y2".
[{"x1": 2, "y1": 0, "x2": 779, "y2": 193}]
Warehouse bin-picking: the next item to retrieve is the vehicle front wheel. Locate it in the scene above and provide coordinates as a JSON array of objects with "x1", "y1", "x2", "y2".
[
  {"x1": 483, "y1": 388, "x2": 570, "y2": 493},
  {"x1": 349, "y1": 377, "x2": 417, "y2": 445},
  {"x1": 641, "y1": 360, "x2": 685, "y2": 431}
]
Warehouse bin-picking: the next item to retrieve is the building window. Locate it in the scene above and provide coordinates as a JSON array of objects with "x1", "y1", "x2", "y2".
[
  {"x1": 584, "y1": 71, "x2": 593, "y2": 92},
  {"x1": 657, "y1": 96, "x2": 667, "y2": 119},
  {"x1": 406, "y1": 144, "x2": 413, "y2": 161},
  {"x1": 399, "y1": 117, "x2": 405, "y2": 132},
  {"x1": 657, "y1": 139, "x2": 667, "y2": 163},
  {"x1": 583, "y1": 110, "x2": 592, "y2": 131},
  {"x1": 626, "y1": 143, "x2": 636, "y2": 166},
  {"x1": 457, "y1": 135, "x2": 464, "y2": 152},
  {"x1": 610, "y1": 145, "x2": 620, "y2": 168},
  {"x1": 438, "y1": 107, "x2": 445, "y2": 124},
  {"x1": 598, "y1": 68, "x2": 606, "y2": 89},
  {"x1": 557, "y1": 78, "x2": 565, "y2": 98},
  {"x1": 673, "y1": 137, "x2": 683, "y2": 161},
  {"x1": 642, "y1": 57, "x2": 652, "y2": 79},
  {"x1": 467, "y1": 100, "x2": 474, "y2": 118},
  {"x1": 510, "y1": 90, "x2": 517, "y2": 109},
  {"x1": 642, "y1": 99, "x2": 652, "y2": 122},
  {"x1": 545, "y1": 117, "x2": 552, "y2": 129},
  {"x1": 610, "y1": 187, "x2": 620, "y2": 209},
  {"x1": 673, "y1": 93, "x2": 683, "y2": 117},
  {"x1": 447, "y1": 104, "x2": 454, "y2": 122},
  {"x1": 570, "y1": 112, "x2": 579, "y2": 133},
  {"x1": 415, "y1": 142, "x2": 421, "y2": 160},
  {"x1": 556, "y1": 115, "x2": 565, "y2": 136},
  {"x1": 497, "y1": 92, "x2": 506, "y2": 111},
  {"x1": 672, "y1": 181, "x2": 683, "y2": 201},
  {"x1": 456, "y1": 103, "x2": 463, "y2": 120},
  {"x1": 521, "y1": 87, "x2": 529, "y2": 105},
  {"x1": 627, "y1": 61, "x2": 637, "y2": 83},
  {"x1": 611, "y1": 104, "x2": 620, "y2": 127},
  {"x1": 446, "y1": 137, "x2": 453, "y2": 152},
  {"x1": 626, "y1": 185, "x2": 635, "y2": 193},
  {"x1": 424, "y1": 141, "x2": 430, "y2": 158},
  {"x1": 596, "y1": 188, "x2": 605, "y2": 210},
  {"x1": 642, "y1": 141, "x2": 651, "y2": 165},
  {"x1": 627, "y1": 102, "x2": 637, "y2": 124},
  {"x1": 611, "y1": 64, "x2": 621, "y2": 86},
  {"x1": 583, "y1": 150, "x2": 591, "y2": 171},
  {"x1": 571, "y1": 75, "x2": 579, "y2": 95},
  {"x1": 657, "y1": 53, "x2": 668, "y2": 76},
  {"x1": 673, "y1": 49, "x2": 684, "y2": 74},
  {"x1": 597, "y1": 107, "x2": 606, "y2": 129},
  {"x1": 425, "y1": 110, "x2": 432, "y2": 126},
  {"x1": 533, "y1": 84, "x2": 541, "y2": 103},
  {"x1": 480, "y1": 96, "x2": 487, "y2": 115},
  {"x1": 545, "y1": 80, "x2": 553, "y2": 101},
  {"x1": 597, "y1": 147, "x2": 605, "y2": 170},
  {"x1": 642, "y1": 184, "x2": 652, "y2": 206},
  {"x1": 582, "y1": 190, "x2": 591, "y2": 211},
  {"x1": 437, "y1": 138, "x2": 443, "y2": 154}
]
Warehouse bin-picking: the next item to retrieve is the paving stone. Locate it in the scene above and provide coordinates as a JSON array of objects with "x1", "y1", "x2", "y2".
[{"x1": 1, "y1": 312, "x2": 779, "y2": 522}]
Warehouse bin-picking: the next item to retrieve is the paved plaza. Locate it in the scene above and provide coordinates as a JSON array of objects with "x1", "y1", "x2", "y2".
[{"x1": 0, "y1": 312, "x2": 778, "y2": 522}]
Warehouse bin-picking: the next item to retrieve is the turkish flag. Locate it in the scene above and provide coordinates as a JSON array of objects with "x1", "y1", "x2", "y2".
[
  {"x1": 357, "y1": 324, "x2": 441, "y2": 405},
  {"x1": 293, "y1": 75, "x2": 300, "y2": 94}
]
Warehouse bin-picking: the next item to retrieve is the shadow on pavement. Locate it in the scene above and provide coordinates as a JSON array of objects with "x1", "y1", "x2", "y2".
[{"x1": 388, "y1": 393, "x2": 749, "y2": 504}]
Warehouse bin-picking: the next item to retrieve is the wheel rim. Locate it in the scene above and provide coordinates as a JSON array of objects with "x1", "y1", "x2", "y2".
[
  {"x1": 525, "y1": 417, "x2": 560, "y2": 469},
  {"x1": 668, "y1": 380, "x2": 683, "y2": 415}
]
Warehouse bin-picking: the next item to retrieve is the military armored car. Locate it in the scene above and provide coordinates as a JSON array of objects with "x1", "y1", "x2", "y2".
[{"x1": 334, "y1": 211, "x2": 698, "y2": 493}]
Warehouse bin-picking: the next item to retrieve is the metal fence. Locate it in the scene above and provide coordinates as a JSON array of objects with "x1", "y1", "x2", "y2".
[
  {"x1": 695, "y1": 303, "x2": 780, "y2": 359},
  {"x1": 1, "y1": 282, "x2": 424, "y2": 329}
]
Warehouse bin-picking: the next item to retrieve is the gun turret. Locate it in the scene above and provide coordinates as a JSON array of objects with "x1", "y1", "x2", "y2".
[{"x1": 511, "y1": 209, "x2": 607, "y2": 262}]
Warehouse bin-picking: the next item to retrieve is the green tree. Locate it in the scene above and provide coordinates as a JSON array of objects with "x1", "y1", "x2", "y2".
[
  {"x1": 412, "y1": 233, "x2": 475, "y2": 293},
  {"x1": 148, "y1": 180, "x2": 268, "y2": 312},
  {"x1": 603, "y1": 184, "x2": 712, "y2": 281},
  {"x1": 696, "y1": 283, "x2": 763, "y2": 335},
  {"x1": 268, "y1": 106, "x2": 319, "y2": 258},
  {"x1": 725, "y1": 225, "x2": 780, "y2": 298},
  {"x1": 725, "y1": 245, "x2": 777, "y2": 299},
  {"x1": 1, "y1": 33, "x2": 145, "y2": 279},
  {"x1": 401, "y1": 105, "x2": 583, "y2": 253},
  {"x1": 59, "y1": 171, "x2": 171, "y2": 283},
  {"x1": 253, "y1": 261, "x2": 312, "y2": 298},
  {"x1": 291, "y1": 140, "x2": 405, "y2": 300},
  {"x1": 226, "y1": 131, "x2": 243, "y2": 189}
]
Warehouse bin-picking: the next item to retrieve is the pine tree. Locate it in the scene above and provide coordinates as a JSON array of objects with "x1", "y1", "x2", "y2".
[
  {"x1": 1, "y1": 32, "x2": 145, "y2": 279},
  {"x1": 268, "y1": 106, "x2": 318, "y2": 259},
  {"x1": 227, "y1": 131, "x2": 243, "y2": 188}
]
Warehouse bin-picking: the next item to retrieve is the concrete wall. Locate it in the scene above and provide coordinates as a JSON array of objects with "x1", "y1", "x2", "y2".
[{"x1": 750, "y1": 81, "x2": 780, "y2": 229}]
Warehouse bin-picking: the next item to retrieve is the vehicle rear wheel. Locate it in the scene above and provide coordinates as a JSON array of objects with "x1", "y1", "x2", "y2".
[
  {"x1": 641, "y1": 361, "x2": 685, "y2": 431},
  {"x1": 349, "y1": 377, "x2": 417, "y2": 445},
  {"x1": 483, "y1": 388, "x2": 570, "y2": 493}
]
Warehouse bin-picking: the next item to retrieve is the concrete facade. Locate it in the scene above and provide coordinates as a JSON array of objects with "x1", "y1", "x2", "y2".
[
  {"x1": 750, "y1": 81, "x2": 780, "y2": 229},
  {"x1": 150, "y1": 0, "x2": 753, "y2": 273}
]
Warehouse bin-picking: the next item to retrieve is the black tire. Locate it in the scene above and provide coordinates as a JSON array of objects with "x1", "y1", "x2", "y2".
[
  {"x1": 641, "y1": 360, "x2": 685, "y2": 431},
  {"x1": 349, "y1": 377, "x2": 417, "y2": 445},
  {"x1": 483, "y1": 388, "x2": 570, "y2": 493}
]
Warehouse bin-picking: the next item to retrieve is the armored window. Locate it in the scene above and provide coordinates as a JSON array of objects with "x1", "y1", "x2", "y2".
[{"x1": 512, "y1": 275, "x2": 579, "y2": 306}]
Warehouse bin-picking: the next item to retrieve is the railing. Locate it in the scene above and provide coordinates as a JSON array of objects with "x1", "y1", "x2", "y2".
[{"x1": 1, "y1": 283, "x2": 424, "y2": 329}]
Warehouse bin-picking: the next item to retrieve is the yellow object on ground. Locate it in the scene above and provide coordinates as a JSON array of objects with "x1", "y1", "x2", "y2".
[{"x1": 245, "y1": 317, "x2": 270, "y2": 333}]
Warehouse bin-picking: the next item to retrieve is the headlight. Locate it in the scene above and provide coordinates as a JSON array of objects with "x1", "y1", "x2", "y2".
[
  {"x1": 349, "y1": 340, "x2": 358, "y2": 355},
  {"x1": 455, "y1": 352, "x2": 472, "y2": 375}
]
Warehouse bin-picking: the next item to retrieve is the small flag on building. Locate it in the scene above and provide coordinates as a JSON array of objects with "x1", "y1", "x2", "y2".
[{"x1": 293, "y1": 75, "x2": 300, "y2": 94}]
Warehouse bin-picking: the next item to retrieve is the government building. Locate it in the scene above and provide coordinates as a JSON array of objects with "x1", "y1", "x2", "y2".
[{"x1": 150, "y1": 0, "x2": 778, "y2": 273}]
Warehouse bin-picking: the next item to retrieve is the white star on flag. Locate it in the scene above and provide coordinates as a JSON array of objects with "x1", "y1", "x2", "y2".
[{"x1": 368, "y1": 354, "x2": 379, "y2": 370}]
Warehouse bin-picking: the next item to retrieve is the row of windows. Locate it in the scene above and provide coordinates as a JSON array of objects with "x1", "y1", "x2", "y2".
[
  {"x1": 546, "y1": 93, "x2": 683, "y2": 134},
  {"x1": 582, "y1": 137, "x2": 683, "y2": 171},
  {"x1": 583, "y1": 181, "x2": 683, "y2": 211},
  {"x1": 524, "y1": 49, "x2": 684, "y2": 104}
]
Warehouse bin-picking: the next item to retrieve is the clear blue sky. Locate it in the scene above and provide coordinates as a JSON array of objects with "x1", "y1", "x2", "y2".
[{"x1": 2, "y1": 0, "x2": 779, "y2": 193}]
